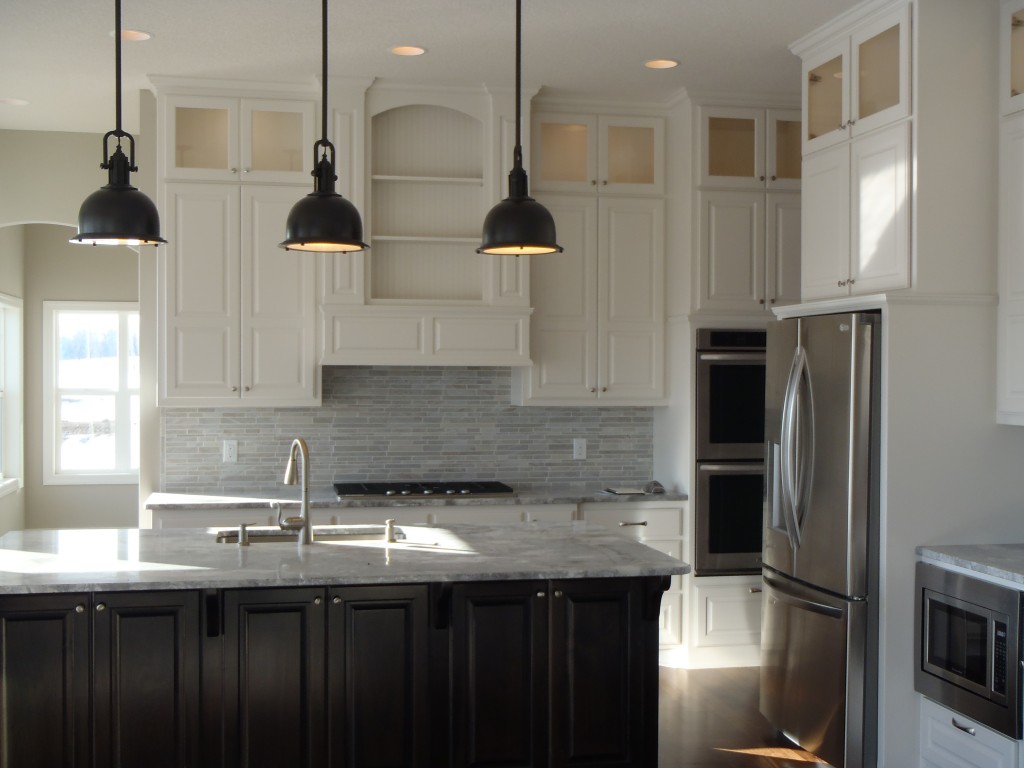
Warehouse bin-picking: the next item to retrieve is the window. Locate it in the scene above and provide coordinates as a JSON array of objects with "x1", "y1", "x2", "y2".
[
  {"x1": 0, "y1": 293, "x2": 22, "y2": 497},
  {"x1": 43, "y1": 302, "x2": 139, "y2": 485}
]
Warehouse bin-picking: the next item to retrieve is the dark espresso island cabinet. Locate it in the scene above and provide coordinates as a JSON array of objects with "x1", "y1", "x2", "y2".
[{"x1": 0, "y1": 523, "x2": 686, "y2": 768}]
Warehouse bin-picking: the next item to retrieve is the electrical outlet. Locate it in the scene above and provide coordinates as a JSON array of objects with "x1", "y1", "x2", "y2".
[
  {"x1": 573, "y1": 438, "x2": 587, "y2": 460},
  {"x1": 222, "y1": 440, "x2": 237, "y2": 463}
]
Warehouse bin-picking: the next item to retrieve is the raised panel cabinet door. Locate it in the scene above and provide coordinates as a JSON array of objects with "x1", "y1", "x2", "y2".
[
  {"x1": 0, "y1": 593, "x2": 90, "y2": 768},
  {"x1": 92, "y1": 591, "x2": 201, "y2": 768},
  {"x1": 326, "y1": 585, "x2": 431, "y2": 768},
  {"x1": 698, "y1": 190, "x2": 765, "y2": 312},
  {"x1": 450, "y1": 580, "x2": 549, "y2": 768},
  {"x1": 528, "y1": 196, "x2": 599, "y2": 400},
  {"x1": 600, "y1": 197, "x2": 665, "y2": 401},
  {"x1": 240, "y1": 185, "x2": 318, "y2": 405},
  {"x1": 800, "y1": 144, "x2": 851, "y2": 300},
  {"x1": 849, "y1": 120, "x2": 910, "y2": 295},
  {"x1": 222, "y1": 588, "x2": 327, "y2": 768},
  {"x1": 548, "y1": 578, "x2": 649, "y2": 768},
  {"x1": 160, "y1": 182, "x2": 241, "y2": 403},
  {"x1": 998, "y1": 112, "x2": 1024, "y2": 422},
  {"x1": 765, "y1": 191, "x2": 802, "y2": 307}
]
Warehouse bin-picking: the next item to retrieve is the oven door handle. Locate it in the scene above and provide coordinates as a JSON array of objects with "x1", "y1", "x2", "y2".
[{"x1": 697, "y1": 352, "x2": 766, "y2": 362}]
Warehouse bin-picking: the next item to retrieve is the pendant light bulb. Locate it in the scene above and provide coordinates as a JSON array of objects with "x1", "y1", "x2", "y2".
[
  {"x1": 478, "y1": 0, "x2": 561, "y2": 256},
  {"x1": 71, "y1": 0, "x2": 164, "y2": 247},
  {"x1": 281, "y1": 0, "x2": 367, "y2": 253}
]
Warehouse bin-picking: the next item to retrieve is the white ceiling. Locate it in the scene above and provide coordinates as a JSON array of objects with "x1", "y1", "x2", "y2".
[{"x1": 1, "y1": 0, "x2": 860, "y2": 135}]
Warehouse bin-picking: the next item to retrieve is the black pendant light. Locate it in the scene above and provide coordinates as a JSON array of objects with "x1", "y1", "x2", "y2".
[
  {"x1": 71, "y1": 0, "x2": 165, "y2": 247},
  {"x1": 478, "y1": 0, "x2": 561, "y2": 256},
  {"x1": 280, "y1": 0, "x2": 367, "y2": 253}
]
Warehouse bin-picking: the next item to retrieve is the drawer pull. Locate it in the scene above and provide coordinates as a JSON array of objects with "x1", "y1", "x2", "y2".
[
  {"x1": 619, "y1": 521, "x2": 648, "y2": 527},
  {"x1": 951, "y1": 717, "x2": 976, "y2": 736},
  {"x1": 749, "y1": 587, "x2": 763, "y2": 594}
]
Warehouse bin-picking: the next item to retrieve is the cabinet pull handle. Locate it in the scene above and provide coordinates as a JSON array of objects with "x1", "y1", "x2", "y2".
[
  {"x1": 75, "y1": 604, "x2": 85, "y2": 614},
  {"x1": 847, "y1": 278, "x2": 855, "y2": 285},
  {"x1": 96, "y1": 603, "x2": 106, "y2": 612},
  {"x1": 837, "y1": 279, "x2": 846, "y2": 287},
  {"x1": 951, "y1": 717, "x2": 976, "y2": 736},
  {"x1": 619, "y1": 521, "x2": 648, "y2": 527}
]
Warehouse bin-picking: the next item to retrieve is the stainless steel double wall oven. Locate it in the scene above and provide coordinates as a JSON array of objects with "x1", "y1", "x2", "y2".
[{"x1": 694, "y1": 328, "x2": 766, "y2": 576}]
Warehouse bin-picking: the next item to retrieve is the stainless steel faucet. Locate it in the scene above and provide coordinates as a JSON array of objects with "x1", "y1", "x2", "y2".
[{"x1": 279, "y1": 437, "x2": 314, "y2": 545}]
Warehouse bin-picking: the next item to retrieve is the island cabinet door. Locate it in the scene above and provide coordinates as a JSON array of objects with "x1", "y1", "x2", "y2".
[
  {"x1": 548, "y1": 578, "x2": 652, "y2": 768},
  {"x1": 221, "y1": 588, "x2": 327, "y2": 768},
  {"x1": 0, "y1": 593, "x2": 90, "y2": 768},
  {"x1": 449, "y1": 580, "x2": 550, "y2": 768},
  {"x1": 325, "y1": 585, "x2": 432, "y2": 767},
  {"x1": 91, "y1": 591, "x2": 201, "y2": 768}
]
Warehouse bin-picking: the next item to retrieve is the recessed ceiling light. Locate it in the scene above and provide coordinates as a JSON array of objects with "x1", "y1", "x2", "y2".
[
  {"x1": 110, "y1": 29, "x2": 152, "y2": 42},
  {"x1": 391, "y1": 45, "x2": 426, "y2": 57},
  {"x1": 645, "y1": 59, "x2": 679, "y2": 70},
  {"x1": 0, "y1": 98, "x2": 28, "y2": 107}
]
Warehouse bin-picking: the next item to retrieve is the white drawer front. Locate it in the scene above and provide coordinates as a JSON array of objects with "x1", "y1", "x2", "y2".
[
  {"x1": 693, "y1": 580, "x2": 762, "y2": 648},
  {"x1": 582, "y1": 504, "x2": 682, "y2": 540},
  {"x1": 919, "y1": 696, "x2": 1017, "y2": 768}
]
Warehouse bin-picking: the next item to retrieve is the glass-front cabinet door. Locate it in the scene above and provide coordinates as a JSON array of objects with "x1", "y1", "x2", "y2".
[
  {"x1": 532, "y1": 113, "x2": 663, "y2": 195},
  {"x1": 1003, "y1": 2, "x2": 1024, "y2": 115},
  {"x1": 802, "y1": 4, "x2": 909, "y2": 155},
  {"x1": 163, "y1": 95, "x2": 314, "y2": 183},
  {"x1": 699, "y1": 107, "x2": 800, "y2": 190}
]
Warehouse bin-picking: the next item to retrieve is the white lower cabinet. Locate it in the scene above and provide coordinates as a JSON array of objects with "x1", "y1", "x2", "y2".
[
  {"x1": 919, "y1": 696, "x2": 1018, "y2": 767},
  {"x1": 428, "y1": 504, "x2": 575, "y2": 525},
  {"x1": 148, "y1": 505, "x2": 433, "y2": 529},
  {"x1": 580, "y1": 501, "x2": 687, "y2": 647},
  {"x1": 689, "y1": 575, "x2": 762, "y2": 656}
]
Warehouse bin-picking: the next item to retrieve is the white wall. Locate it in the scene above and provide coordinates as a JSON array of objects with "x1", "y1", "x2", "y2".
[{"x1": 0, "y1": 226, "x2": 25, "y2": 534}]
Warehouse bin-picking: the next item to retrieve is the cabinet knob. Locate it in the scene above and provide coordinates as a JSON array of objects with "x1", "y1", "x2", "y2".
[
  {"x1": 96, "y1": 603, "x2": 106, "y2": 612},
  {"x1": 770, "y1": 298, "x2": 777, "y2": 304},
  {"x1": 230, "y1": 167, "x2": 238, "y2": 174},
  {"x1": 230, "y1": 386, "x2": 238, "y2": 392},
  {"x1": 837, "y1": 280, "x2": 846, "y2": 287},
  {"x1": 847, "y1": 278, "x2": 855, "y2": 285},
  {"x1": 847, "y1": 118, "x2": 856, "y2": 126},
  {"x1": 589, "y1": 387, "x2": 597, "y2": 393},
  {"x1": 759, "y1": 175, "x2": 765, "y2": 182},
  {"x1": 313, "y1": 597, "x2": 322, "y2": 606},
  {"x1": 332, "y1": 596, "x2": 341, "y2": 605},
  {"x1": 243, "y1": 386, "x2": 251, "y2": 392},
  {"x1": 536, "y1": 591, "x2": 546, "y2": 599},
  {"x1": 243, "y1": 168, "x2": 251, "y2": 174},
  {"x1": 770, "y1": 175, "x2": 777, "y2": 181},
  {"x1": 75, "y1": 604, "x2": 85, "y2": 614},
  {"x1": 601, "y1": 180, "x2": 608, "y2": 186},
  {"x1": 601, "y1": 386, "x2": 607, "y2": 393},
  {"x1": 839, "y1": 121, "x2": 847, "y2": 130},
  {"x1": 591, "y1": 180, "x2": 598, "y2": 186},
  {"x1": 759, "y1": 299, "x2": 765, "y2": 305},
  {"x1": 554, "y1": 590, "x2": 564, "y2": 598}
]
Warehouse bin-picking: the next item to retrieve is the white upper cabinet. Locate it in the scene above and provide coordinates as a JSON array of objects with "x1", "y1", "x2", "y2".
[
  {"x1": 1002, "y1": 1, "x2": 1024, "y2": 116},
  {"x1": 801, "y1": 3, "x2": 910, "y2": 154},
  {"x1": 160, "y1": 93, "x2": 316, "y2": 184},
  {"x1": 531, "y1": 113, "x2": 665, "y2": 196},
  {"x1": 514, "y1": 195, "x2": 665, "y2": 405},
  {"x1": 160, "y1": 183, "x2": 318, "y2": 406},
  {"x1": 698, "y1": 106, "x2": 801, "y2": 191}
]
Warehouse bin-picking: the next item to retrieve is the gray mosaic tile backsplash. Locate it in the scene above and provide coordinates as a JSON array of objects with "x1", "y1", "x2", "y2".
[{"x1": 161, "y1": 366, "x2": 655, "y2": 494}]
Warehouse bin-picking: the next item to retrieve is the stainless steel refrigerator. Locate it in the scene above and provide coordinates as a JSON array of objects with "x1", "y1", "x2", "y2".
[{"x1": 760, "y1": 312, "x2": 880, "y2": 768}]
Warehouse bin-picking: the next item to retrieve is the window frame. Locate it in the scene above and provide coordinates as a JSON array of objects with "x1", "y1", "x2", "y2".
[{"x1": 42, "y1": 300, "x2": 139, "y2": 486}]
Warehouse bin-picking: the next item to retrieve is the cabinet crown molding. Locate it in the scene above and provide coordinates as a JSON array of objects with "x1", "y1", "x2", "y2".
[
  {"x1": 147, "y1": 74, "x2": 318, "y2": 98},
  {"x1": 789, "y1": 0, "x2": 908, "y2": 58}
]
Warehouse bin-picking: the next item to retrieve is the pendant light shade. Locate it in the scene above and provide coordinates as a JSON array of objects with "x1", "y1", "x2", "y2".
[
  {"x1": 281, "y1": 0, "x2": 367, "y2": 253},
  {"x1": 478, "y1": 0, "x2": 561, "y2": 256},
  {"x1": 71, "y1": 0, "x2": 164, "y2": 247}
]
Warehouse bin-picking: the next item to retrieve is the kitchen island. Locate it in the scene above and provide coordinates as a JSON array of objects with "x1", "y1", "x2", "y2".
[{"x1": 0, "y1": 522, "x2": 687, "y2": 768}]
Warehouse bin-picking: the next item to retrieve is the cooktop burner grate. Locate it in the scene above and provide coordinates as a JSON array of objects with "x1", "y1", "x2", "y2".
[{"x1": 333, "y1": 481, "x2": 514, "y2": 498}]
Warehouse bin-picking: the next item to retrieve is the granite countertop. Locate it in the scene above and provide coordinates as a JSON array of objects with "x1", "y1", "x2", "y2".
[
  {"x1": 0, "y1": 521, "x2": 690, "y2": 594},
  {"x1": 145, "y1": 487, "x2": 688, "y2": 510},
  {"x1": 917, "y1": 543, "x2": 1024, "y2": 586}
]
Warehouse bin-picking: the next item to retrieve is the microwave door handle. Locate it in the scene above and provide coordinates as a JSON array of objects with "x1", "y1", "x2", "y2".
[{"x1": 779, "y1": 348, "x2": 802, "y2": 550}]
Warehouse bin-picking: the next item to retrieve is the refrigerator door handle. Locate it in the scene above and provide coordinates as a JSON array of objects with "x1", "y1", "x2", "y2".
[
  {"x1": 763, "y1": 572, "x2": 843, "y2": 619},
  {"x1": 779, "y1": 347, "x2": 805, "y2": 549},
  {"x1": 791, "y1": 346, "x2": 815, "y2": 544}
]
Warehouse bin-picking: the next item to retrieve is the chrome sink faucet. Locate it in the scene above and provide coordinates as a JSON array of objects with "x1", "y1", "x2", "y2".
[{"x1": 279, "y1": 437, "x2": 314, "y2": 545}]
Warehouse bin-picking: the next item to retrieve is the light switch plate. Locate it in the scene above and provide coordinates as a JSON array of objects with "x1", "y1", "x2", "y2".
[{"x1": 223, "y1": 440, "x2": 238, "y2": 463}]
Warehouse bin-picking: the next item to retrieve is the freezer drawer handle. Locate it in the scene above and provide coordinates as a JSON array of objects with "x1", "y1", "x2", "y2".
[
  {"x1": 619, "y1": 521, "x2": 648, "y2": 527},
  {"x1": 764, "y1": 574, "x2": 843, "y2": 619},
  {"x1": 951, "y1": 718, "x2": 976, "y2": 736}
]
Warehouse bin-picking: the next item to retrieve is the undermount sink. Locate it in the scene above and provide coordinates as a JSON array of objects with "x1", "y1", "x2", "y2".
[{"x1": 214, "y1": 524, "x2": 405, "y2": 545}]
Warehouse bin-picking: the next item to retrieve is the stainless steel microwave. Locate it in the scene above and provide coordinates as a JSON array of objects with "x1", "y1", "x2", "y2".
[{"x1": 915, "y1": 561, "x2": 1023, "y2": 738}]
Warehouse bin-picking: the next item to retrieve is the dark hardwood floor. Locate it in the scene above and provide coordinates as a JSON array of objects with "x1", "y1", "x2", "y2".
[{"x1": 658, "y1": 666, "x2": 829, "y2": 768}]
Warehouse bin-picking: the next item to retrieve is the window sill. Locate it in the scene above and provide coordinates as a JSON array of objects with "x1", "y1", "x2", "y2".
[
  {"x1": 0, "y1": 478, "x2": 21, "y2": 499},
  {"x1": 43, "y1": 473, "x2": 139, "y2": 487}
]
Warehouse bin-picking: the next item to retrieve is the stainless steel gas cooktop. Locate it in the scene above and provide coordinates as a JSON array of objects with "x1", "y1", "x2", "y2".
[{"x1": 333, "y1": 481, "x2": 515, "y2": 499}]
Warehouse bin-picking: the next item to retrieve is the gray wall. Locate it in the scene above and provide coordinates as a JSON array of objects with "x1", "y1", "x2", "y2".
[
  {"x1": 161, "y1": 366, "x2": 655, "y2": 494},
  {"x1": 0, "y1": 226, "x2": 25, "y2": 533}
]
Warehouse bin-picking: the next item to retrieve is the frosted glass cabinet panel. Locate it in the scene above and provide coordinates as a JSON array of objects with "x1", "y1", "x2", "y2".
[
  {"x1": 708, "y1": 116, "x2": 758, "y2": 180},
  {"x1": 801, "y1": 4, "x2": 909, "y2": 154},
  {"x1": 699, "y1": 107, "x2": 800, "y2": 191},
  {"x1": 532, "y1": 113, "x2": 664, "y2": 195},
  {"x1": 1002, "y1": 3, "x2": 1024, "y2": 115},
  {"x1": 163, "y1": 95, "x2": 314, "y2": 183}
]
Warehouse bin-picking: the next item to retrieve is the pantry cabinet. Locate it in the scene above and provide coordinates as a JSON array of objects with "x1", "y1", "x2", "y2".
[
  {"x1": 698, "y1": 106, "x2": 801, "y2": 191},
  {"x1": 513, "y1": 194, "x2": 665, "y2": 404},
  {"x1": 159, "y1": 182, "x2": 318, "y2": 406},
  {"x1": 159, "y1": 92, "x2": 316, "y2": 184},
  {"x1": 531, "y1": 113, "x2": 664, "y2": 196},
  {"x1": 800, "y1": 3, "x2": 910, "y2": 155},
  {"x1": 800, "y1": 120, "x2": 910, "y2": 300}
]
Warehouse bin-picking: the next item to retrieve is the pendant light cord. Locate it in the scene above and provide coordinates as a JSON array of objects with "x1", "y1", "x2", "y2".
[
  {"x1": 114, "y1": 0, "x2": 123, "y2": 137},
  {"x1": 513, "y1": 0, "x2": 522, "y2": 170},
  {"x1": 321, "y1": 0, "x2": 328, "y2": 150}
]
